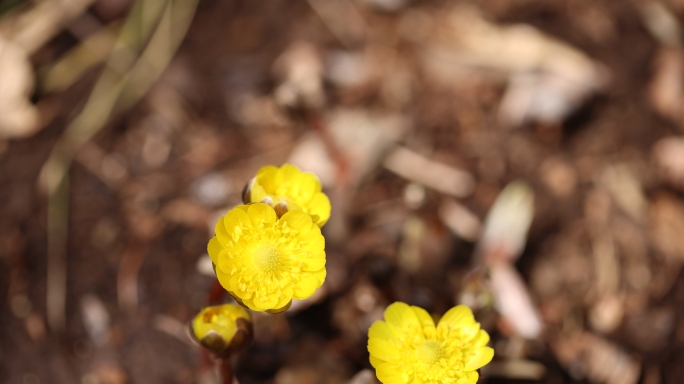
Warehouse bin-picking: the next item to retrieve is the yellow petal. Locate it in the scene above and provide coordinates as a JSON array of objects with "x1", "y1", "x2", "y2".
[
  {"x1": 222, "y1": 207, "x2": 252, "y2": 234},
  {"x1": 274, "y1": 287, "x2": 293, "y2": 309},
  {"x1": 280, "y1": 210, "x2": 316, "y2": 232},
  {"x1": 301, "y1": 257, "x2": 326, "y2": 271},
  {"x1": 207, "y1": 236, "x2": 222, "y2": 264},
  {"x1": 229, "y1": 274, "x2": 252, "y2": 300},
  {"x1": 215, "y1": 216, "x2": 232, "y2": 245},
  {"x1": 270, "y1": 166, "x2": 296, "y2": 196},
  {"x1": 234, "y1": 205, "x2": 249, "y2": 213},
  {"x1": 293, "y1": 273, "x2": 320, "y2": 299},
  {"x1": 240, "y1": 296, "x2": 260, "y2": 312},
  {"x1": 247, "y1": 203, "x2": 277, "y2": 226},
  {"x1": 461, "y1": 321, "x2": 482, "y2": 342},
  {"x1": 266, "y1": 299, "x2": 292, "y2": 314},
  {"x1": 470, "y1": 329, "x2": 490, "y2": 348},
  {"x1": 368, "y1": 320, "x2": 396, "y2": 340},
  {"x1": 215, "y1": 266, "x2": 232, "y2": 293},
  {"x1": 457, "y1": 371, "x2": 479, "y2": 384},
  {"x1": 384, "y1": 302, "x2": 421, "y2": 331},
  {"x1": 279, "y1": 163, "x2": 304, "y2": 184},
  {"x1": 228, "y1": 274, "x2": 241, "y2": 295},
  {"x1": 282, "y1": 168, "x2": 306, "y2": 198},
  {"x1": 464, "y1": 346, "x2": 494, "y2": 371},
  {"x1": 255, "y1": 165, "x2": 279, "y2": 191},
  {"x1": 411, "y1": 306, "x2": 435, "y2": 329},
  {"x1": 308, "y1": 193, "x2": 331, "y2": 227},
  {"x1": 369, "y1": 354, "x2": 385, "y2": 369},
  {"x1": 301, "y1": 231, "x2": 325, "y2": 254},
  {"x1": 313, "y1": 268, "x2": 326, "y2": 284},
  {"x1": 368, "y1": 338, "x2": 401, "y2": 363},
  {"x1": 252, "y1": 292, "x2": 279, "y2": 311},
  {"x1": 250, "y1": 184, "x2": 268, "y2": 203},
  {"x1": 438, "y1": 305, "x2": 475, "y2": 329},
  {"x1": 215, "y1": 253, "x2": 235, "y2": 274},
  {"x1": 298, "y1": 172, "x2": 322, "y2": 202},
  {"x1": 375, "y1": 363, "x2": 405, "y2": 384}
]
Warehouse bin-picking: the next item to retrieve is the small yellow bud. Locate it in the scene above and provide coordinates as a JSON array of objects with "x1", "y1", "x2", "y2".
[{"x1": 190, "y1": 304, "x2": 253, "y2": 357}]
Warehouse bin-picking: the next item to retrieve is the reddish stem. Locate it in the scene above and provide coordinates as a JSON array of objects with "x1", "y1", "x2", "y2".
[
  {"x1": 220, "y1": 359, "x2": 233, "y2": 384},
  {"x1": 208, "y1": 279, "x2": 225, "y2": 305}
]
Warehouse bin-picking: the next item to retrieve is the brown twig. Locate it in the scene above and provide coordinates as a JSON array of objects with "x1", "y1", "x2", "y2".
[
  {"x1": 117, "y1": 242, "x2": 149, "y2": 310},
  {"x1": 46, "y1": 172, "x2": 68, "y2": 332}
]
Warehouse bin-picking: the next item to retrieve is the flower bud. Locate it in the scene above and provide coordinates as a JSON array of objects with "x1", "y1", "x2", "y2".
[
  {"x1": 241, "y1": 177, "x2": 256, "y2": 204},
  {"x1": 190, "y1": 304, "x2": 253, "y2": 357},
  {"x1": 273, "y1": 200, "x2": 289, "y2": 218},
  {"x1": 260, "y1": 196, "x2": 274, "y2": 206},
  {"x1": 256, "y1": 196, "x2": 291, "y2": 219}
]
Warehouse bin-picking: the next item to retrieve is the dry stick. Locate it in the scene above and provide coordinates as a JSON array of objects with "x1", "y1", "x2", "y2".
[
  {"x1": 38, "y1": 0, "x2": 167, "y2": 95},
  {"x1": 39, "y1": 0, "x2": 158, "y2": 333},
  {"x1": 41, "y1": 73, "x2": 126, "y2": 332},
  {"x1": 110, "y1": 0, "x2": 199, "y2": 311},
  {"x1": 39, "y1": 19, "x2": 123, "y2": 93},
  {"x1": 117, "y1": 242, "x2": 150, "y2": 310},
  {"x1": 38, "y1": 0, "x2": 199, "y2": 331},
  {"x1": 0, "y1": 0, "x2": 99, "y2": 334},
  {"x1": 46, "y1": 173, "x2": 68, "y2": 332}
]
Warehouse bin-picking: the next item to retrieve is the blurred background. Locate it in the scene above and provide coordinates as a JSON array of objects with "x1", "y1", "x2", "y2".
[{"x1": 2, "y1": 0, "x2": 684, "y2": 383}]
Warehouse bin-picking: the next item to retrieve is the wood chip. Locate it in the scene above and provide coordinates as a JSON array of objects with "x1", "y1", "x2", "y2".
[{"x1": 383, "y1": 146, "x2": 474, "y2": 198}]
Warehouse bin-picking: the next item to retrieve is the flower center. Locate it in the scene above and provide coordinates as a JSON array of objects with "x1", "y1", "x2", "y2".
[
  {"x1": 253, "y1": 244, "x2": 280, "y2": 272},
  {"x1": 416, "y1": 339, "x2": 442, "y2": 364}
]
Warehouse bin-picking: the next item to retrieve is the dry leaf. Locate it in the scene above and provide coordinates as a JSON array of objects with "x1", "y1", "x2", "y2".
[
  {"x1": 490, "y1": 262, "x2": 543, "y2": 339},
  {"x1": 0, "y1": 37, "x2": 39, "y2": 139},
  {"x1": 477, "y1": 181, "x2": 534, "y2": 263},
  {"x1": 653, "y1": 136, "x2": 684, "y2": 190},
  {"x1": 421, "y1": 5, "x2": 608, "y2": 127}
]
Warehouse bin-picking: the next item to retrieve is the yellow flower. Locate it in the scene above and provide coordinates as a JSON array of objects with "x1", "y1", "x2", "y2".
[
  {"x1": 247, "y1": 164, "x2": 331, "y2": 227},
  {"x1": 191, "y1": 304, "x2": 253, "y2": 356},
  {"x1": 208, "y1": 203, "x2": 326, "y2": 312},
  {"x1": 368, "y1": 302, "x2": 494, "y2": 384}
]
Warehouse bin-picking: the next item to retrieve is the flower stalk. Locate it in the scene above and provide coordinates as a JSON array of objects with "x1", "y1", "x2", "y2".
[
  {"x1": 190, "y1": 304, "x2": 254, "y2": 383},
  {"x1": 219, "y1": 358, "x2": 233, "y2": 384}
]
